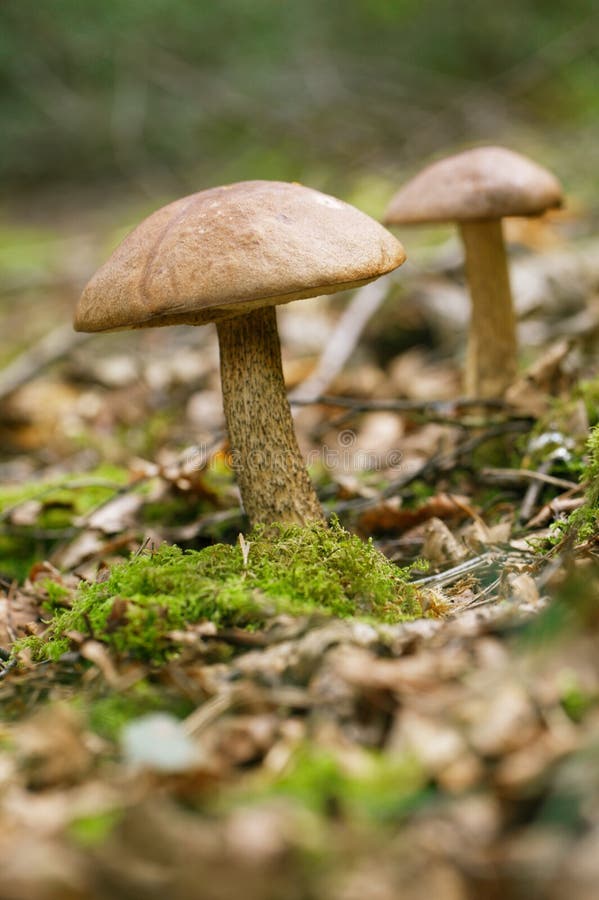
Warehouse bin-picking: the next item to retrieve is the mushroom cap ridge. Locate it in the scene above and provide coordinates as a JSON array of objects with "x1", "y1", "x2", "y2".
[
  {"x1": 75, "y1": 180, "x2": 406, "y2": 333},
  {"x1": 384, "y1": 146, "x2": 563, "y2": 226}
]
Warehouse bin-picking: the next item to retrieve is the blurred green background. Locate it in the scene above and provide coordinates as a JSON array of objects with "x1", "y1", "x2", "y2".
[{"x1": 1, "y1": 0, "x2": 598, "y2": 212}]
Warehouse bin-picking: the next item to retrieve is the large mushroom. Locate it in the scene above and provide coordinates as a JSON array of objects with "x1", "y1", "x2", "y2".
[
  {"x1": 75, "y1": 180, "x2": 406, "y2": 527},
  {"x1": 384, "y1": 147, "x2": 563, "y2": 398}
]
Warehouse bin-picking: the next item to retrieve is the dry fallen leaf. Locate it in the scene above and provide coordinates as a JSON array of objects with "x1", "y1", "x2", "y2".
[
  {"x1": 359, "y1": 493, "x2": 472, "y2": 536},
  {"x1": 79, "y1": 493, "x2": 143, "y2": 533},
  {"x1": 422, "y1": 517, "x2": 468, "y2": 565},
  {"x1": 0, "y1": 585, "x2": 41, "y2": 647},
  {"x1": 466, "y1": 682, "x2": 540, "y2": 757},
  {"x1": 14, "y1": 705, "x2": 94, "y2": 789}
]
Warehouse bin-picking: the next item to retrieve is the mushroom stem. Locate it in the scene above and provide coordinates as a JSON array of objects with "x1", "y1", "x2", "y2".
[
  {"x1": 217, "y1": 306, "x2": 325, "y2": 527},
  {"x1": 459, "y1": 219, "x2": 518, "y2": 398}
]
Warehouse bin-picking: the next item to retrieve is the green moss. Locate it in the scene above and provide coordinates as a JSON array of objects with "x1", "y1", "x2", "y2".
[
  {"x1": 524, "y1": 375, "x2": 599, "y2": 478},
  {"x1": 19, "y1": 519, "x2": 422, "y2": 663},
  {"x1": 42, "y1": 580, "x2": 72, "y2": 609},
  {"x1": 0, "y1": 464, "x2": 130, "y2": 517},
  {"x1": 0, "y1": 534, "x2": 39, "y2": 583},
  {"x1": 559, "y1": 669, "x2": 597, "y2": 723},
  {"x1": 0, "y1": 465, "x2": 134, "y2": 581},
  {"x1": 222, "y1": 745, "x2": 430, "y2": 823},
  {"x1": 567, "y1": 424, "x2": 599, "y2": 541},
  {"x1": 582, "y1": 424, "x2": 599, "y2": 508},
  {"x1": 578, "y1": 378, "x2": 599, "y2": 427},
  {"x1": 86, "y1": 681, "x2": 193, "y2": 741},
  {"x1": 68, "y1": 809, "x2": 124, "y2": 848}
]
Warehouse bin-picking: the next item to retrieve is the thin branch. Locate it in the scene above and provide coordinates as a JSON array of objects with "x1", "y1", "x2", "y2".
[
  {"x1": 292, "y1": 392, "x2": 531, "y2": 429},
  {"x1": 411, "y1": 552, "x2": 498, "y2": 588},
  {"x1": 291, "y1": 393, "x2": 521, "y2": 414},
  {"x1": 0, "y1": 324, "x2": 91, "y2": 401},
  {"x1": 333, "y1": 420, "x2": 531, "y2": 514},
  {"x1": 481, "y1": 467, "x2": 581, "y2": 492}
]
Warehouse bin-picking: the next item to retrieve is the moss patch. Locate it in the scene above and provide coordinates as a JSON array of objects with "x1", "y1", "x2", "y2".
[
  {"x1": 581, "y1": 423, "x2": 599, "y2": 508},
  {"x1": 68, "y1": 809, "x2": 124, "y2": 849},
  {"x1": 0, "y1": 465, "x2": 132, "y2": 581},
  {"x1": 0, "y1": 533, "x2": 40, "y2": 583},
  {"x1": 566, "y1": 423, "x2": 599, "y2": 541},
  {"x1": 0, "y1": 465, "x2": 130, "y2": 517},
  {"x1": 219, "y1": 745, "x2": 430, "y2": 824},
  {"x1": 20, "y1": 520, "x2": 422, "y2": 663},
  {"x1": 85, "y1": 681, "x2": 194, "y2": 742}
]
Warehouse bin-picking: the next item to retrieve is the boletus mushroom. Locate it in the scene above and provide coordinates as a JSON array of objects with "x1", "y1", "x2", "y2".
[
  {"x1": 75, "y1": 180, "x2": 406, "y2": 527},
  {"x1": 384, "y1": 147, "x2": 563, "y2": 398}
]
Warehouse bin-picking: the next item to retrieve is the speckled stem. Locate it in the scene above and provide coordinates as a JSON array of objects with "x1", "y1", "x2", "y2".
[
  {"x1": 217, "y1": 306, "x2": 325, "y2": 527},
  {"x1": 460, "y1": 219, "x2": 518, "y2": 398}
]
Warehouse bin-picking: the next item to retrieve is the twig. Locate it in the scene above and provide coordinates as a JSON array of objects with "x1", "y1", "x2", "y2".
[
  {"x1": 183, "y1": 691, "x2": 235, "y2": 736},
  {"x1": 292, "y1": 393, "x2": 531, "y2": 429},
  {"x1": 4, "y1": 580, "x2": 18, "y2": 643},
  {"x1": 411, "y1": 552, "x2": 498, "y2": 587},
  {"x1": 462, "y1": 577, "x2": 503, "y2": 610},
  {"x1": 133, "y1": 536, "x2": 153, "y2": 558},
  {"x1": 525, "y1": 494, "x2": 585, "y2": 529},
  {"x1": 0, "y1": 324, "x2": 91, "y2": 401},
  {"x1": 480, "y1": 466, "x2": 580, "y2": 493},
  {"x1": 292, "y1": 394, "x2": 513, "y2": 414},
  {"x1": 333, "y1": 420, "x2": 530, "y2": 514},
  {"x1": 0, "y1": 658, "x2": 18, "y2": 680},
  {"x1": 518, "y1": 461, "x2": 555, "y2": 523}
]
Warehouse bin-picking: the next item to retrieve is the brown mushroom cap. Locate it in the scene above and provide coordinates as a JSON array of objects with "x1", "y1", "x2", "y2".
[
  {"x1": 75, "y1": 180, "x2": 406, "y2": 333},
  {"x1": 384, "y1": 146, "x2": 563, "y2": 226}
]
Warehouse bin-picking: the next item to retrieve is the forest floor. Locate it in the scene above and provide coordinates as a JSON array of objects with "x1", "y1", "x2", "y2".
[{"x1": 1, "y1": 193, "x2": 599, "y2": 899}]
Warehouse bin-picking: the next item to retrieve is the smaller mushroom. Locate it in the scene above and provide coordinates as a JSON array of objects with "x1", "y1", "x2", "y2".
[{"x1": 384, "y1": 146, "x2": 563, "y2": 398}]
